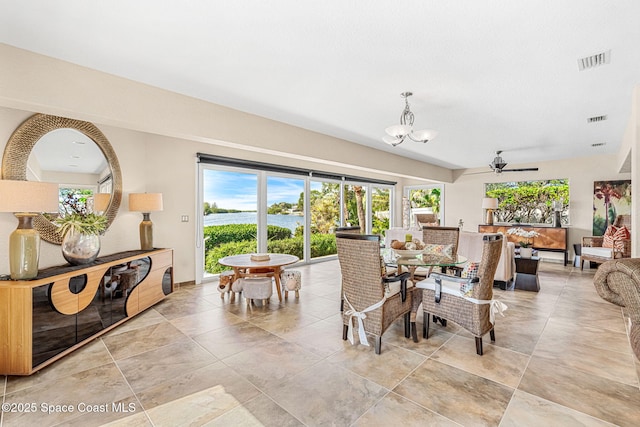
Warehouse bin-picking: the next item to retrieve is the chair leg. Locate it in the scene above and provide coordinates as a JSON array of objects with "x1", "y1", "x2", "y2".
[
  {"x1": 375, "y1": 336, "x2": 382, "y2": 354},
  {"x1": 342, "y1": 324, "x2": 348, "y2": 341},
  {"x1": 340, "y1": 298, "x2": 344, "y2": 312},
  {"x1": 411, "y1": 322, "x2": 418, "y2": 342},
  {"x1": 490, "y1": 328, "x2": 496, "y2": 342},
  {"x1": 424, "y1": 312, "x2": 430, "y2": 339},
  {"x1": 404, "y1": 313, "x2": 411, "y2": 338},
  {"x1": 475, "y1": 337, "x2": 483, "y2": 355}
]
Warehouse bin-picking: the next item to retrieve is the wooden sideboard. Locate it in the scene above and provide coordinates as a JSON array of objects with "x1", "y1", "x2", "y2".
[
  {"x1": 478, "y1": 225, "x2": 568, "y2": 265},
  {"x1": 0, "y1": 248, "x2": 173, "y2": 375}
]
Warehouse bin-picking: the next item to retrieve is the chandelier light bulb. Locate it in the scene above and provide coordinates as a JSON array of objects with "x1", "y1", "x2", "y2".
[{"x1": 382, "y1": 92, "x2": 437, "y2": 146}]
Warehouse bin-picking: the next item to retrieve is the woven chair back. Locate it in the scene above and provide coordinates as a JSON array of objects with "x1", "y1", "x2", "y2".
[
  {"x1": 335, "y1": 226, "x2": 362, "y2": 234},
  {"x1": 475, "y1": 234, "x2": 503, "y2": 301},
  {"x1": 336, "y1": 234, "x2": 384, "y2": 312},
  {"x1": 414, "y1": 213, "x2": 439, "y2": 226},
  {"x1": 422, "y1": 226, "x2": 460, "y2": 258}
]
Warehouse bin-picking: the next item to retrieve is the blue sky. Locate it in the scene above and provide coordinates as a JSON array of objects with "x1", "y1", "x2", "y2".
[{"x1": 203, "y1": 170, "x2": 304, "y2": 211}]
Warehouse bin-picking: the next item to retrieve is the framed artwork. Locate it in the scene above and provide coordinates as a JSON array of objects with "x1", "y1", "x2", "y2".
[{"x1": 593, "y1": 180, "x2": 631, "y2": 235}]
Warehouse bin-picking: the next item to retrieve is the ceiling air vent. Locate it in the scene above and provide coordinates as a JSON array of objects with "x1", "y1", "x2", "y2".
[
  {"x1": 587, "y1": 115, "x2": 607, "y2": 123},
  {"x1": 591, "y1": 142, "x2": 606, "y2": 147},
  {"x1": 578, "y1": 50, "x2": 611, "y2": 71}
]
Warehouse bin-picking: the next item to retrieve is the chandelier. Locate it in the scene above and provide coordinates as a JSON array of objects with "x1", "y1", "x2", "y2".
[{"x1": 383, "y1": 92, "x2": 437, "y2": 146}]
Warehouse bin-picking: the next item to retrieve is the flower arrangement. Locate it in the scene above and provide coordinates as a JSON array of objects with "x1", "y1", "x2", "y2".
[{"x1": 507, "y1": 227, "x2": 540, "y2": 248}]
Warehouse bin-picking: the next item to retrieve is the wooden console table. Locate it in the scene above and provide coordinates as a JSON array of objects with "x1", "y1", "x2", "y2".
[
  {"x1": 0, "y1": 248, "x2": 173, "y2": 375},
  {"x1": 479, "y1": 225, "x2": 568, "y2": 265}
]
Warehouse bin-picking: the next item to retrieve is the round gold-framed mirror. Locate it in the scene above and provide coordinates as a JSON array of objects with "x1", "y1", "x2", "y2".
[{"x1": 1, "y1": 113, "x2": 122, "y2": 244}]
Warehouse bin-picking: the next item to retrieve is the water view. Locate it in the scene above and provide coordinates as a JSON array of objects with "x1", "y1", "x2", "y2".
[{"x1": 204, "y1": 212, "x2": 303, "y2": 234}]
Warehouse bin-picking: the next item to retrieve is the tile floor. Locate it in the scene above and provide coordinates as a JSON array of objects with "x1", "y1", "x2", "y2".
[{"x1": 2, "y1": 260, "x2": 640, "y2": 426}]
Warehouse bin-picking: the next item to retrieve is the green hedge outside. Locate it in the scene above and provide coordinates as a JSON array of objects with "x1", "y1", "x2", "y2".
[
  {"x1": 205, "y1": 233, "x2": 337, "y2": 274},
  {"x1": 203, "y1": 224, "x2": 292, "y2": 252}
]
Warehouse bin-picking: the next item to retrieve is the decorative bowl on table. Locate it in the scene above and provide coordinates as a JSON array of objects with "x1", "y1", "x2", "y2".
[{"x1": 393, "y1": 249, "x2": 424, "y2": 259}]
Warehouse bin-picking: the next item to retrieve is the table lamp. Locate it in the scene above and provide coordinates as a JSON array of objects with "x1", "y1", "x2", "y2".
[
  {"x1": 129, "y1": 193, "x2": 163, "y2": 250},
  {"x1": 0, "y1": 180, "x2": 59, "y2": 280},
  {"x1": 482, "y1": 197, "x2": 499, "y2": 225}
]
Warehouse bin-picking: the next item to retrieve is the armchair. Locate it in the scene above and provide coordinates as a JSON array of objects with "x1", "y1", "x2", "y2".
[
  {"x1": 411, "y1": 234, "x2": 506, "y2": 355},
  {"x1": 336, "y1": 233, "x2": 416, "y2": 354},
  {"x1": 582, "y1": 215, "x2": 631, "y2": 269},
  {"x1": 593, "y1": 258, "x2": 640, "y2": 361},
  {"x1": 414, "y1": 213, "x2": 439, "y2": 227}
]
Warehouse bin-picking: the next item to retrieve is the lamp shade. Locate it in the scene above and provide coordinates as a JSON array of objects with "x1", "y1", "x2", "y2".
[
  {"x1": 129, "y1": 193, "x2": 163, "y2": 212},
  {"x1": 0, "y1": 180, "x2": 59, "y2": 213},
  {"x1": 93, "y1": 193, "x2": 111, "y2": 213},
  {"x1": 385, "y1": 124, "x2": 411, "y2": 138},
  {"x1": 411, "y1": 129, "x2": 438, "y2": 142},
  {"x1": 481, "y1": 197, "x2": 499, "y2": 210}
]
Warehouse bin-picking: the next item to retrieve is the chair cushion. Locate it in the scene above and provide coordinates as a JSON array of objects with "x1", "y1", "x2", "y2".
[
  {"x1": 416, "y1": 276, "x2": 477, "y2": 299},
  {"x1": 582, "y1": 246, "x2": 614, "y2": 258},
  {"x1": 416, "y1": 276, "x2": 460, "y2": 296},
  {"x1": 385, "y1": 276, "x2": 415, "y2": 297},
  {"x1": 603, "y1": 225, "x2": 630, "y2": 252}
]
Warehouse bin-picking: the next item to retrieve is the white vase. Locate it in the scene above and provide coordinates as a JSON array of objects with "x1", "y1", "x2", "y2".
[
  {"x1": 520, "y1": 247, "x2": 533, "y2": 258},
  {"x1": 62, "y1": 230, "x2": 101, "y2": 265}
]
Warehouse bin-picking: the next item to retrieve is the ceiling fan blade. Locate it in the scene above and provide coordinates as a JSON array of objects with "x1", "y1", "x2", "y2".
[{"x1": 502, "y1": 168, "x2": 539, "y2": 172}]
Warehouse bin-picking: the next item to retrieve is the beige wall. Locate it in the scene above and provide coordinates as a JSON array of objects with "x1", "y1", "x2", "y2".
[
  {"x1": 447, "y1": 156, "x2": 630, "y2": 262},
  {"x1": 0, "y1": 43, "x2": 636, "y2": 281}
]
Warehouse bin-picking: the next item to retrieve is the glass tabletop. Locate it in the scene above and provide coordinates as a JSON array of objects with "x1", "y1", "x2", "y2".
[{"x1": 382, "y1": 248, "x2": 468, "y2": 268}]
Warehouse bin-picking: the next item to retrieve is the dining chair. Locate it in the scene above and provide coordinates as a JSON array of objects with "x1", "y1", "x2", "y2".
[
  {"x1": 336, "y1": 226, "x2": 362, "y2": 311},
  {"x1": 335, "y1": 225, "x2": 362, "y2": 234},
  {"x1": 411, "y1": 234, "x2": 506, "y2": 355},
  {"x1": 336, "y1": 233, "x2": 415, "y2": 354},
  {"x1": 414, "y1": 226, "x2": 461, "y2": 279}
]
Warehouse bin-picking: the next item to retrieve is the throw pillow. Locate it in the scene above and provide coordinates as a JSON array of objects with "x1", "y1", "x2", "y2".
[
  {"x1": 603, "y1": 225, "x2": 630, "y2": 252},
  {"x1": 461, "y1": 262, "x2": 480, "y2": 279},
  {"x1": 423, "y1": 243, "x2": 454, "y2": 259}
]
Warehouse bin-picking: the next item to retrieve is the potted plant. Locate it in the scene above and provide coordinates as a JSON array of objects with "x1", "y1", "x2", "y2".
[
  {"x1": 54, "y1": 192, "x2": 108, "y2": 265},
  {"x1": 507, "y1": 227, "x2": 540, "y2": 258}
]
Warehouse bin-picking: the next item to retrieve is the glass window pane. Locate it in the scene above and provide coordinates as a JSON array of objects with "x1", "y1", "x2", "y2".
[
  {"x1": 267, "y1": 176, "x2": 305, "y2": 258},
  {"x1": 409, "y1": 187, "x2": 441, "y2": 226},
  {"x1": 344, "y1": 184, "x2": 367, "y2": 233},
  {"x1": 372, "y1": 186, "x2": 390, "y2": 237},
  {"x1": 310, "y1": 180, "x2": 340, "y2": 258},
  {"x1": 202, "y1": 169, "x2": 258, "y2": 276}
]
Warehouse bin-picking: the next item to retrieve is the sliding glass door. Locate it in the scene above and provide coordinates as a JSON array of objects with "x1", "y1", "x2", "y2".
[{"x1": 197, "y1": 161, "x2": 396, "y2": 282}]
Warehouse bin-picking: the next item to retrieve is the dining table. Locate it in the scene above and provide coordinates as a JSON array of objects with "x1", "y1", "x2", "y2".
[
  {"x1": 218, "y1": 253, "x2": 299, "y2": 302},
  {"x1": 382, "y1": 248, "x2": 468, "y2": 281}
]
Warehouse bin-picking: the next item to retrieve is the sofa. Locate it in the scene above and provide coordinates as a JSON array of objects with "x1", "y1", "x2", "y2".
[
  {"x1": 458, "y1": 231, "x2": 515, "y2": 288},
  {"x1": 593, "y1": 258, "x2": 640, "y2": 361}
]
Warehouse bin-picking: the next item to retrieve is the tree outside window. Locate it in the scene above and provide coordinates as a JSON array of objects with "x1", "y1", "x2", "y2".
[{"x1": 486, "y1": 179, "x2": 569, "y2": 225}]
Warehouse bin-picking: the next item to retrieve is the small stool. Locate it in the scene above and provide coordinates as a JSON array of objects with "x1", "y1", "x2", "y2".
[
  {"x1": 218, "y1": 270, "x2": 235, "y2": 299},
  {"x1": 234, "y1": 277, "x2": 273, "y2": 306},
  {"x1": 280, "y1": 270, "x2": 302, "y2": 298}
]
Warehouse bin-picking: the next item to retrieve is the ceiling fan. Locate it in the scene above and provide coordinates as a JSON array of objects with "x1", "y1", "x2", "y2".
[{"x1": 489, "y1": 151, "x2": 539, "y2": 174}]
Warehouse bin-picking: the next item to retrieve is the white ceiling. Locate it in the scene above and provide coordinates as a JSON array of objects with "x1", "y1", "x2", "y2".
[{"x1": 2, "y1": 1, "x2": 639, "y2": 171}]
